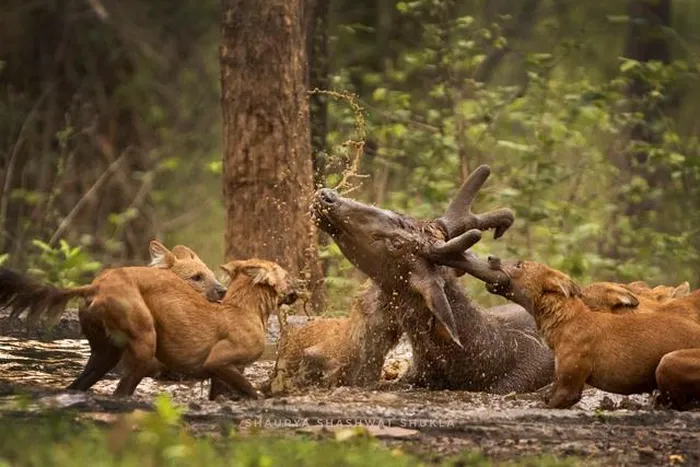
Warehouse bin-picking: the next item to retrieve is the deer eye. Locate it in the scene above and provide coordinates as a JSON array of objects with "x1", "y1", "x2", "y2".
[{"x1": 191, "y1": 273, "x2": 204, "y2": 281}]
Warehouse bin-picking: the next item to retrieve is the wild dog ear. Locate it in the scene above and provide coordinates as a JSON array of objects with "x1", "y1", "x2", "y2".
[
  {"x1": 605, "y1": 288, "x2": 639, "y2": 308},
  {"x1": 673, "y1": 281, "x2": 691, "y2": 298},
  {"x1": 409, "y1": 265, "x2": 463, "y2": 348},
  {"x1": 220, "y1": 261, "x2": 280, "y2": 288},
  {"x1": 171, "y1": 245, "x2": 197, "y2": 260},
  {"x1": 543, "y1": 273, "x2": 582, "y2": 298},
  {"x1": 149, "y1": 240, "x2": 175, "y2": 268},
  {"x1": 627, "y1": 280, "x2": 651, "y2": 291}
]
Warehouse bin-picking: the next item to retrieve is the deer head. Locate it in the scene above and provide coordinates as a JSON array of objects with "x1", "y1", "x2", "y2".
[{"x1": 311, "y1": 165, "x2": 514, "y2": 347}]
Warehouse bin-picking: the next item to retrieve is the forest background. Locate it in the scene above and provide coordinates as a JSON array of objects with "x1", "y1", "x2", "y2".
[{"x1": 1, "y1": 0, "x2": 698, "y2": 313}]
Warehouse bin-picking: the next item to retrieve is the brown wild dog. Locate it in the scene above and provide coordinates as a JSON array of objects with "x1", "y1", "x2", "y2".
[
  {"x1": 582, "y1": 280, "x2": 690, "y2": 313},
  {"x1": 0, "y1": 240, "x2": 227, "y2": 391},
  {"x1": 269, "y1": 280, "x2": 401, "y2": 393},
  {"x1": 655, "y1": 347, "x2": 700, "y2": 409},
  {"x1": 454, "y1": 253, "x2": 700, "y2": 409},
  {"x1": 103, "y1": 258, "x2": 298, "y2": 399}
]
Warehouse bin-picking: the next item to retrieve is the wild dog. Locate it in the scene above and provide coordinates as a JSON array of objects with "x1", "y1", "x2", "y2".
[
  {"x1": 104, "y1": 258, "x2": 298, "y2": 399},
  {"x1": 0, "y1": 240, "x2": 227, "y2": 391},
  {"x1": 582, "y1": 280, "x2": 690, "y2": 313},
  {"x1": 311, "y1": 165, "x2": 554, "y2": 393},
  {"x1": 454, "y1": 253, "x2": 700, "y2": 409},
  {"x1": 269, "y1": 280, "x2": 401, "y2": 393},
  {"x1": 656, "y1": 347, "x2": 700, "y2": 409}
]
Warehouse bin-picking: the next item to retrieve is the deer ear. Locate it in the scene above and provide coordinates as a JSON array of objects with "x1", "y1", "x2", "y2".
[
  {"x1": 409, "y1": 267, "x2": 463, "y2": 348},
  {"x1": 149, "y1": 240, "x2": 175, "y2": 268},
  {"x1": 543, "y1": 274, "x2": 582, "y2": 298},
  {"x1": 171, "y1": 245, "x2": 197, "y2": 260},
  {"x1": 673, "y1": 281, "x2": 691, "y2": 298}
]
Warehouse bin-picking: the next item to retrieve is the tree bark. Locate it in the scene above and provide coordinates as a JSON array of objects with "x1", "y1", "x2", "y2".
[{"x1": 220, "y1": 0, "x2": 324, "y2": 312}]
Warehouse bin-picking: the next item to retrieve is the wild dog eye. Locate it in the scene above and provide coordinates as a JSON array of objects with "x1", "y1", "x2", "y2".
[
  {"x1": 191, "y1": 273, "x2": 204, "y2": 281},
  {"x1": 515, "y1": 261, "x2": 523, "y2": 269}
]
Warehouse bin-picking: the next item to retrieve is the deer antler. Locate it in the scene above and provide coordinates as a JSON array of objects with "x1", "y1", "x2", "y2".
[
  {"x1": 426, "y1": 228, "x2": 510, "y2": 287},
  {"x1": 435, "y1": 165, "x2": 515, "y2": 240}
]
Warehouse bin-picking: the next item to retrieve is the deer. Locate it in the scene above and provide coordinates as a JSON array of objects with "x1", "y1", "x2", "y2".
[
  {"x1": 0, "y1": 240, "x2": 227, "y2": 391},
  {"x1": 448, "y1": 250, "x2": 700, "y2": 409},
  {"x1": 310, "y1": 165, "x2": 555, "y2": 393}
]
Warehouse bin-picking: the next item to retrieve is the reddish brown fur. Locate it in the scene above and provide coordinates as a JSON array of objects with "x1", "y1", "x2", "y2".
[
  {"x1": 481, "y1": 260, "x2": 700, "y2": 409},
  {"x1": 0, "y1": 241, "x2": 228, "y2": 392},
  {"x1": 106, "y1": 258, "x2": 297, "y2": 399},
  {"x1": 269, "y1": 281, "x2": 400, "y2": 393},
  {"x1": 74, "y1": 240, "x2": 227, "y2": 390},
  {"x1": 582, "y1": 280, "x2": 691, "y2": 314}
]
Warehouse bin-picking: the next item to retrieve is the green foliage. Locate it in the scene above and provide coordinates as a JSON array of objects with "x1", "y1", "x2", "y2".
[
  {"x1": 0, "y1": 394, "x2": 579, "y2": 467},
  {"x1": 27, "y1": 239, "x2": 101, "y2": 288},
  {"x1": 321, "y1": 0, "x2": 700, "y2": 307}
]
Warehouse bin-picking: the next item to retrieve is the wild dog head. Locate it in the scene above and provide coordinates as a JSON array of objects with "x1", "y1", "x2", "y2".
[
  {"x1": 219, "y1": 258, "x2": 299, "y2": 307},
  {"x1": 149, "y1": 240, "x2": 227, "y2": 302}
]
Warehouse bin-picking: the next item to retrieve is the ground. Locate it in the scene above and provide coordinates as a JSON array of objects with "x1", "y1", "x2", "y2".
[{"x1": 0, "y1": 310, "x2": 698, "y2": 466}]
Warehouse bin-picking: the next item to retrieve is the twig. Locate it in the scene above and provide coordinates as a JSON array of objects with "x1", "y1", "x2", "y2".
[{"x1": 49, "y1": 150, "x2": 128, "y2": 246}]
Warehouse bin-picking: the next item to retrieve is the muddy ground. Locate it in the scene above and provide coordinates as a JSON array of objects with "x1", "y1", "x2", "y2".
[{"x1": 1, "y1": 310, "x2": 699, "y2": 466}]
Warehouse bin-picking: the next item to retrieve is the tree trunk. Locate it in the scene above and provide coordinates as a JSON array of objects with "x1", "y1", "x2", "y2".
[{"x1": 220, "y1": 0, "x2": 324, "y2": 312}]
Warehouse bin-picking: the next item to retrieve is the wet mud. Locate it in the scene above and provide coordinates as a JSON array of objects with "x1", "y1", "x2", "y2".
[{"x1": 1, "y1": 310, "x2": 699, "y2": 466}]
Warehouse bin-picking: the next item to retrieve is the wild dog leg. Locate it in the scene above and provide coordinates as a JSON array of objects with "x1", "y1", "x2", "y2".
[
  {"x1": 208, "y1": 369, "x2": 246, "y2": 400},
  {"x1": 546, "y1": 356, "x2": 592, "y2": 409},
  {"x1": 208, "y1": 366, "x2": 259, "y2": 399},
  {"x1": 203, "y1": 340, "x2": 259, "y2": 399},
  {"x1": 656, "y1": 348, "x2": 700, "y2": 409},
  {"x1": 68, "y1": 343, "x2": 123, "y2": 390},
  {"x1": 111, "y1": 319, "x2": 157, "y2": 396}
]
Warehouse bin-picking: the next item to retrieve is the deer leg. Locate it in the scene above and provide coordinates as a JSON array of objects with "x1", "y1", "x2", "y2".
[
  {"x1": 656, "y1": 348, "x2": 700, "y2": 409},
  {"x1": 545, "y1": 356, "x2": 591, "y2": 409},
  {"x1": 203, "y1": 340, "x2": 259, "y2": 399}
]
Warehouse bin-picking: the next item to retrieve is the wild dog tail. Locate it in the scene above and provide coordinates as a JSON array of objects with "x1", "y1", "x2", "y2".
[{"x1": 0, "y1": 267, "x2": 97, "y2": 328}]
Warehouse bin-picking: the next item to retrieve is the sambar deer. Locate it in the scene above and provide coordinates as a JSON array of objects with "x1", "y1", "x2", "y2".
[
  {"x1": 0, "y1": 240, "x2": 227, "y2": 391},
  {"x1": 311, "y1": 165, "x2": 555, "y2": 393},
  {"x1": 452, "y1": 251, "x2": 700, "y2": 409}
]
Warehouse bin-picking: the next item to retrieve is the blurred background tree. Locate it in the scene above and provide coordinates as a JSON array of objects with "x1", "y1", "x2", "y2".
[{"x1": 1, "y1": 0, "x2": 698, "y2": 312}]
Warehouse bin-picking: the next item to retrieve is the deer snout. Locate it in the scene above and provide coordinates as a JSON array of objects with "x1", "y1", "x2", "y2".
[{"x1": 317, "y1": 188, "x2": 338, "y2": 206}]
